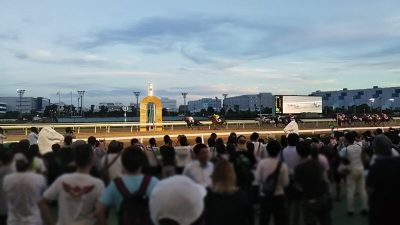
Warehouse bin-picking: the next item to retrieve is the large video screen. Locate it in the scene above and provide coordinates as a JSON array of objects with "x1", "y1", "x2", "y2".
[{"x1": 275, "y1": 95, "x2": 322, "y2": 114}]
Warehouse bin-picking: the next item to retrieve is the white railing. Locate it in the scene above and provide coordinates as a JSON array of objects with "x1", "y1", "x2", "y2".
[{"x1": 0, "y1": 117, "x2": 399, "y2": 135}]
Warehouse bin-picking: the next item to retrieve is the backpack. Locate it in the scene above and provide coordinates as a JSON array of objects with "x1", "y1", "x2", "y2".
[
  {"x1": 114, "y1": 176, "x2": 152, "y2": 225},
  {"x1": 261, "y1": 160, "x2": 282, "y2": 198}
]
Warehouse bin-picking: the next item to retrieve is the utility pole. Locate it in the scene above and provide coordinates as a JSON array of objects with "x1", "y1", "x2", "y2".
[
  {"x1": 70, "y1": 91, "x2": 73, "y2": 118},
  {"x1": 57, "y1": 91, "x2": 61, "y2": 118},
  {"x1": 222, "y1": 93, "x2": 228, "y2": 116},
  {"x1": 181, "y1": 92, "x2": 188, "y2": 115},
  {"x1": 17, "y1": 89, "x2": 25, "y2": 119},
  {"x1": 133, "y1": 91, "x2": 141, "y2": 116},
  {"x1": 77, "y1": 90, "x2": 85, "y2": 117}
]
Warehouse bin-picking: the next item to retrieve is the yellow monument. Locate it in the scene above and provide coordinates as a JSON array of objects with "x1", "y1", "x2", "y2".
[{"x1": 140, "y1": 83, "x2": 163, "y2": 131}]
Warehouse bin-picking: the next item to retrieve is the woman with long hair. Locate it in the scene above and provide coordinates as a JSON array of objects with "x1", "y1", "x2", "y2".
[{"x1": 205, "y1": 160, "x2": 253, "y2": 225}]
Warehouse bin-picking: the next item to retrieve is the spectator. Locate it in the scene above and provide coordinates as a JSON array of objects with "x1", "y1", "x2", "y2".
[
  {"x1": 280, "y1": 135, "x2": 288, "y2": 149},
  {"x1": 64, "y1": 127, "x2": 76, "y2": 139},
  {"x1": 256, "y1": 140, "x2": 289, "y2": 225},
  {"x1": 51, "y1": 143, "x2": 61, "y2": 153},
  {"x1": 250, "y1": 132, "x2": 263, "y2": 160},
  {"x1": 183, "y1": 144, "x2": 214, "y2": 187},
  {"x1": 88, "y1": 136, "x2": 105, "y2": 170},
  {"x1": 207, "y1": 138, "x2": 216, "y2": 159},
  {"x1": 160, "y1": 145, "x2": 176, "y2": 178},
  {"x1": 149, "y1": 176, "x2": 206, "y2": 225},
  {"x1": 339, "y1": 132, "x2": 368, "y2": 215},
  {"x1": 3, "y1": 149, "x2": 46, "y2": 225},
  {"x1": 205, "y1": 160, "x2": 253, "y2": 225},
  {"x1": 144, "y1": 138, "x2": 161, "y2": 177},
  {"x1": 163, "y1": 135, "x2": 172, "y2": 147},
  {"x1": 295, "y1": 141, "x2": 331, "y2": 225},
  {"x1": 211, "y1": 138, "x2": 228, "y2": 164},
  {"x1": 0, "y1": 128, "x2": 6, "y2": 144},
  {"x1": 101, "y1": 140, "x2": 124, "y2": 185},
  {"x1": 38, "y1": 144, "x2": 105, "y2": 225},
  {"x1": 28, "y1": 127, "x2": 39, "y2": 145},
  {"x1": 310, "y1": 143, "x2": 330, "y2": 181},
  {"x1": 96, "y1": 146, "x2": 159, "y2": 225},
  {"x1": 227, "y1": 132, "x2": 237, "y2": 145},
  {"x1": 63, "y1": 135, "x2": 73, "y2": 148},
  {"x1": 28, "y1": 144, "x2": 47, "y2": 174},
  {"x1": 281, "y1": 133, "x2": 301, "y2": 175},
  {"x1": 131, "y1": 138, "x2": 140, "y2": 146},
  {"x1": 367, "y1": 153, "x2": 400, "y2": 225},
  {"x1": 175, "y1": 135, "x2": 192, "y2": 174},
  {"x1": 195, "y1": 137, "x2": 203, "y2": 145},
  {"x1": 0, "y1": 146, "x2": 14, "y2": 224},
  {"x1": 229, "y1": 135, "x2": 256, "y2": 203}
]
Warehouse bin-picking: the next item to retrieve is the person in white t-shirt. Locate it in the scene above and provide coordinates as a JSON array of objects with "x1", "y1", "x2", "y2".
[
  {"x1": 28, "y1": 127, "x2": 39, "y2": 145},
  {"x1": 3, "y1": 149, "x2": 46, "y2": 225},
  {"x1": 38, "y1": 143, "x2": 105, "y2": 225},
  {"x1": 183, "y1": 144, "x2": 214, "y2": 187},
  {"x1": 101, "y1": 140, "x2": 124, "y2": 183}
]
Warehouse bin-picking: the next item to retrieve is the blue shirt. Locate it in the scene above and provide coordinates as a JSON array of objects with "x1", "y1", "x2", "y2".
[{"x1": 100, "y1": 175, "x2": 159, "y2": 210}]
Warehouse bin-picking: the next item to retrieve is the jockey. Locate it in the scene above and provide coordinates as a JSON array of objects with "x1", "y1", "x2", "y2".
[
  {"x1": 188, "y1": 116, "x2": 195, "y2": 123},
  {"x1": 213, "y1": 114, "x2": 221, "y2": 122}
]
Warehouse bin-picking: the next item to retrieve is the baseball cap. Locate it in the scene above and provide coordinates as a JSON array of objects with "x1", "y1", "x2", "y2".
[{"x1": 149, "y1": 175, "x2": 206, "y2": 225}]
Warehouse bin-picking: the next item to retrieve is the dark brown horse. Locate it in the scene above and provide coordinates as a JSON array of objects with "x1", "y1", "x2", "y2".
[
  {"x1": 210, "y1": 116, "x2": 227, "y2": 129},
  {"x1": 183, "y1": 117, "x2": 201, "y2": 129}
]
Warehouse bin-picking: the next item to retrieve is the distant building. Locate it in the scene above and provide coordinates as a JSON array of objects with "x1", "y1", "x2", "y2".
[
  {"x1": 98, "y1": 102, "x2": 124, "y2": 111},
  {"x1": 310, "y1": 86, "x2": 400, "y2": 109},
  {"x1": 188, "y1": 98, "x2": 222, "y2": 113},
  {"x1": 0, "y1": 97, "x2": 50, "y2": 113},
  {"x1": 178, "y1": 105, "x2": 189, "y2": 114},
  {"x1": 0, "y1": 102, "x2": 6, "y2": 114},
  {"x1": 161, "y1": 97, "x2": 177, "y2": 112},
  {"x1": 224, "y1": 92, "x2": 274, "y2": 112}
]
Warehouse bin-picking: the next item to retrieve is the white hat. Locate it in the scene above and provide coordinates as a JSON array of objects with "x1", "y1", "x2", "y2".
[{"x1": 150, "y1": 175, "x2": 206, "y2": 225}]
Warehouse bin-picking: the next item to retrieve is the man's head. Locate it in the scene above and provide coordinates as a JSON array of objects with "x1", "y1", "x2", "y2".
[
  {"x1": 372, "y1": 134, "x2": 393, "y2": 156},
  {"x1": 122, "y1": 146, "x2": 148, "y2": 174},
  {"x1": 74, "y1": 144, "x2": 94, "y2": 168},
  {"x1": 52, "y1": 143, "x2": 61, "y2": 153},
  {"x1": 149, "y1": 138, "x2": 157, "y2": 147},
  {"x1": 345, "y1": 132, "x2": 356, "y2": 145},
  {"x1": 131, "y1": 138, "x2": 139, "y2": 146},
  {"x1": 65, "y1": 127, "x2": 73, "y2": 134},
  {"x1": 287, "y1": 133, "x2": 300, "y2": 146},
  {"x1": 31, "y1": 127, "x2": 39, "y2": 134},
  {"x1": 87, "y1": 136, "x2": 97, "y2": 146},
  {"x1": 266, "y1": 140, "x2": 281, "y2": 157},
  {"x1": 64, "y1": 135, "x2": 73, "y2": 146},
  {"x1": 250, "y1": 132, "x2": 259, "y2": 141},
  {"x1": 296, "y1": 141, "x2": 311, "y2": 159},
  {"x1": 108, "y1": 140, "x2": 124, "y2": 153},
  {"x1": 163, "y1": 135, "x2": 172, "y2": 146},
  {"x1": 376, "y1": 128, "x2": 383, "y2": 135},
  {"x1": 210, "y1": 133, "x2": 217, "y2": 139},
  {"x1": 179, "y1": 135, "x2": 188, "y2": 146},
  {"x1": 193, "y1": 144, "x2": 209, "y2": 164},
  {"x1": 207, "y1": 138, "x2": 216, "y2": 148},
  {"x1": 195, "y1": 137, "x2": 202, "y2": 144},
  {"x1": 15, "y1": 149, "x2": 35, "y2": 172}
]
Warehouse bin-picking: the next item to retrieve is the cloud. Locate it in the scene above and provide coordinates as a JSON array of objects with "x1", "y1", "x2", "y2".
[
  {"x1": 14, "y1": 49, "x2": 138, "y2": 67},
  {"x1": 74, "y1": 14, "x2": 400, "y2": 66}
]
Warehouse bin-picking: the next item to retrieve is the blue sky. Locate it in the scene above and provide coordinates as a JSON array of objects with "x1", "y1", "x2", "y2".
[{"x1": 1, "y1": 0, "x2": 400, "y2": 106}]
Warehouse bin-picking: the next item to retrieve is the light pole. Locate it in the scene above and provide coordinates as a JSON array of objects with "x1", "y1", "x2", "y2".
[
  {"x1": 222, "y1": 93, "x2": 228, "y2": 116},
  {"x1": 133, "y1": 91, "x2": 140, "y2": 116},
  {"x1": 181, "y1": 92, "x2": 188, "y2": 115},
  {"x1": 389, "y1": 98, "x2": 395, "y2": 112},
  {"x1": 17, "y1": 89, "x2": 25, "y2": 119},
  {"x1": 369, "y1": 98, "x2": 375, "y2": 113},
  {"x1": 77, "y1": 90, "x2": 85, "y2": 117},
  {"x1": 214, "y1": 97, "x2": 218, "y2": 113},
  {"x1": 56, "y1": 91, "x2": 61, "y2": 117}
]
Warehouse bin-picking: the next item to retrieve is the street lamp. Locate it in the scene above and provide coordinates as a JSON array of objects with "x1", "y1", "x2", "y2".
[
  {"x1": 133, "y1": 91, "x2": 141, "y2": 116},
  {"x1": 77, "y1": 90, "x2": 85, "y2": 117},
  {"x1": 222, "y1": 93, "x2": 228, "y2": 116},
  {"x1": 17, "y1": 89, "x2": 25, "y2": 119},
  {"x1": 389, "y1": 98, "x2": 395, "y2": 112},
  {"x1": 369, "y1": 98, "x2": 375, "y2": 113},
  {"x1": 56, "y1": 91, "x2": 61, "y2": 118},
  {"x1": 181, "y1": 92, "x2": 188, "y2": 115},
  {"x1": 214, "y1": 97, "x2": 218, "y2": 113}
]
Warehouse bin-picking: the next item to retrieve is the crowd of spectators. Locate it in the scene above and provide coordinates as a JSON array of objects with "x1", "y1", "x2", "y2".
[{"x1": 0, "y1": 126, "x2": 399, "y2": 225}]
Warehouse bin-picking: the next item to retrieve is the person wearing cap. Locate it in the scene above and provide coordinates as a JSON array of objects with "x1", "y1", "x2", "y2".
[
  {"x1": 149, "y1": 175, "x2": 206, "y2": 225},
  {"x1": 3, "y1": 149, "x2": 46, "y2": 225},
  {"x1": 96, "y1": 146, "x2": 159, "y2": 225},
  {"x1": 38, "y1": 144, "x2": 105, "y2": 225},
  {"x1": 183, "y1": 144, "x2": 214, "y2": 187}
]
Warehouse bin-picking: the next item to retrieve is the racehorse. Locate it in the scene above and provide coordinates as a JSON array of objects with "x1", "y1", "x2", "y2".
[
  {"x1": 210, "y1": 116, "x2": 227, "y2": 129},
  {"x1": 183, "y1": 116, "x2": 201, "y2": 129},
  {"x1": 273, "y1": 115, "x2": 291, "y2": 127},
  {"x1": 255, "y1": 116, "x2": 274, "y2": 126}
]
